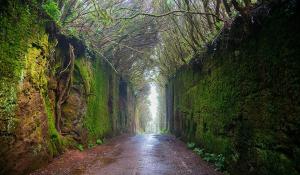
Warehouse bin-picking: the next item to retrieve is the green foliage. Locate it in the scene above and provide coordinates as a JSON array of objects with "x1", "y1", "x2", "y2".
[
  {"x1": 166, "y1": 0, "x2": 174, "y2": 5},
  {"x1": 76, "y1": 144, "x2": 84, "y2": 151},
  {"x1": 98, "y1": 10, "x2": 113, "y2": 26},
  {"x1": 160, "y1": 128, "x2": 169, "y2": 134},
  {"x1": 255, "y1": 149, "x2": 298, "y2": 175},
  {"x1": 67, "y1": 27, "x2": 79, "y2": 37},
  {"x1": 251, "y1": 0, "x2": 258, "y2": 4},
  {"x1": 96, "y1": 139, "x2": 103, "y2": 145},
  {"x1": 193, "y1": 147, "x2": 225, "y2": 171},
  {"x1": 42, "y1": 0, "x2": 61, "y2": 23},
  {"x1": 88, "y1": 143, "x2": 95, "y2": 148},
  {"x1": 187, "y1": 142, "x2": 196, "y2": 149},
  {"x1": 215, "y1": 21, "x2": 224, "y2": 30},
  {"x1": 236, "y1": 0, "x2": 245, "y2": 6},
  {"x1": 193, "y1": 147, "x2": 205, "y2": 156},
  {"x1": 62, "y1": 9, "x2": 78, "y2": 24},
  {"x1": 203, "y1": 153, "x2": 225, "y2": 171}
]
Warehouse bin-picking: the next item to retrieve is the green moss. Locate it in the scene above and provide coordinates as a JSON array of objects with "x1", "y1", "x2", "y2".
[
  {"x1": 76, "y1": 58, "x2": 111, "y2": 141},
  {"x1": 44, "y1": 96, "x2": 59, "y2": 140},
  {"x1": 24, "y1": 34, "x2": 49, "y2": 91},
  {"x1": 111, "y1": 72, "x2": 120, "y2": 134},
  {"x1": 75, "y1": 58, "x2": 93, "y2": 94},
  {"x1": 167, "y1": 6, "x2": 300, "y2": 175},
  {"x1": 44, "y1": 95, "x2": 65, "y2": 156},
  {"x1": 0, "y1": 0, "x2": 47, "y2": 136}
]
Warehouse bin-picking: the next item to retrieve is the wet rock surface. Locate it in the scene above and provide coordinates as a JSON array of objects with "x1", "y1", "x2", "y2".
[{"x1": 31, "y1": 134, "x2": 221, "y2": 175}]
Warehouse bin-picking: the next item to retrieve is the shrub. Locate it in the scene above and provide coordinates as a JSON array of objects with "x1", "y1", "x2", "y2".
[
  {"x1": 203, "y1": 152, "x2": 225, "y2": 171},
  {"x1": 193, "y1": 148, "x2": 205, "y2": 156},
  {"x1": 160, "y1": 128, "x2": 169, "y2": 134},
  {"x1": 193, "y1": 146, "x2": 225, "y2": 171},
  {"x1": 76, "y1": 144, "x2": 84, "y2": 151},
  {"x1": 187, "y1": 142, "x2": 196, "y2": 149},
  {"x1": 88, "y1": 143, "x2": 95, "y2": 148},
  {"x1": 96, "y1": 139, "x2": 103, "y2": 145},
  {"x1": 42, "y1": 0, "x2": 61, "y2": 23}
]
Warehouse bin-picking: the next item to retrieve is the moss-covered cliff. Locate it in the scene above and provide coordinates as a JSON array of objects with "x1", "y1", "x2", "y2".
[
  {"x1": 0, "y1": 1, "x2": 136, "y2": 174},
  {"x1": 166, "y1": 2, "x2": 300, "y2": 175}
]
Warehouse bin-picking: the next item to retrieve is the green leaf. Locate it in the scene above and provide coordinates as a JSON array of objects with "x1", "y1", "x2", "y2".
[
  {"x1": 96, "y1": 139, "x2": 103, "y2": 145},
  {"x1": 42, "y1": 0, "x2": 61, "y2": 23},
  {"x1": 187, "y1": 142, "x2": 196, "y2": 149},
  {"x1": 76, "y1": 144, "x2": 84, "y2": 151}
]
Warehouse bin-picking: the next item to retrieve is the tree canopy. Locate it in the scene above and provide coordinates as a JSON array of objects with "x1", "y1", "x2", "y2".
[
  {"x1": 40, "y1": 0, "x2": 258, "y2": 85},
  {"x1": 38, "y1": 0, "x2": 259, "y2": 130}
]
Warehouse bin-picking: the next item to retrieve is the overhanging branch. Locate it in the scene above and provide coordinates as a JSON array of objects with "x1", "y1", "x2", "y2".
[{"x1": 117, "y1": 10, "x2": 223, "y2": 21}]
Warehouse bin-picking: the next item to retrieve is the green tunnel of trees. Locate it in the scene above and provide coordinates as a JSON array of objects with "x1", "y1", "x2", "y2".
[{"x1": 0, "y1": 0, "x2": 299, "y2": 175}]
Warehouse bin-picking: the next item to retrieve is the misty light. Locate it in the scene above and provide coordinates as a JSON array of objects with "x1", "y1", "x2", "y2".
[{"x1": 147, "y1": 83, "x2": 159, "y2": 133}]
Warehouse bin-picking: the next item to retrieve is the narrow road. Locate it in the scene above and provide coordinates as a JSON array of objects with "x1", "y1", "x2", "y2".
[{"x1": 31, "y1": 134, "x2": 222, "y2": 175}]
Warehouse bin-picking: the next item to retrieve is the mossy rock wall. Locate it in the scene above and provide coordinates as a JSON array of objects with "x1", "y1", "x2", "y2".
[
  {"x1": 0, "y1": 1, "x2": 136, "y2": 174},
  {"x1": 74, "y1": 57, "x2": 135, "y2": 142},
  {"x1": 166, "y1": 4, "x2": 300, "y2": 175},
  {"x1": 0, "y1": 2, "x2": 54, "y2": 174}
]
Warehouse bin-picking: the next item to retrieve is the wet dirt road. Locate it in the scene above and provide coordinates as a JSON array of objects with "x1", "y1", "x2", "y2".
[{"x1": 31, "y1": 134, "x2": 222, "y2": 175}]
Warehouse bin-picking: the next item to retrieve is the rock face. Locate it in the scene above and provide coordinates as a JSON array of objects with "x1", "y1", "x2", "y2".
[
  {"x1": 0, "y1": 1, "x2": 136, "y2": 174},
  {"x1": 165, "y1": 2, "x2": 300, "y2": 175},
  {"x1": 9, "y1": 80, "x2": 51, "y2": 175}
]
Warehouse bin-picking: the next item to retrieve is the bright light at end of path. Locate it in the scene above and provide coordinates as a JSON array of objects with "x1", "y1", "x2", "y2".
[{"x1": 148, "y1": 83, "x2": 158, "y2": 132}]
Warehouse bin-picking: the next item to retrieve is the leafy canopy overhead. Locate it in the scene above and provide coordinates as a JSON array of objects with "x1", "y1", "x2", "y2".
[{"x1": 40, "y1": 0, "x2": 258, "y2": 89}]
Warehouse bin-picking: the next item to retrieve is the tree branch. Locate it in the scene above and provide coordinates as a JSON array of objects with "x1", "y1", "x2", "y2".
[{"x1": 117, "y1": 10, "x2": 223, "y2": 21}]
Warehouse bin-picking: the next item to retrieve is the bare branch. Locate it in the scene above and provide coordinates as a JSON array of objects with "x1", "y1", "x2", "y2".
[{"x1": 116, "y1": 10, "x2": 223, "y2": 21}]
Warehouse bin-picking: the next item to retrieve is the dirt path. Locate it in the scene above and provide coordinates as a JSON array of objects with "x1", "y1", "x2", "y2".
[{"x1": 31, "y1": 134, "x2": 222, "y2": 175}]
